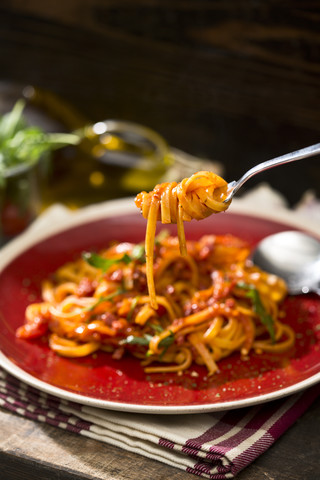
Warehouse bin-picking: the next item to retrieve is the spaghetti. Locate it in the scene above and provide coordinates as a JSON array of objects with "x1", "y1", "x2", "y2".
[
  {"x1": 17, "y1": 233, "x2": 294, "y2": 376},
  {"x1": 135, "y1": 171, "x2": 230, "y2": 308}
]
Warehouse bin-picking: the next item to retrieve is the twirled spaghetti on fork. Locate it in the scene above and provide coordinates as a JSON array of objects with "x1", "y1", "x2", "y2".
[{"x1": 135, "y1": 171, "x2": 230, "y2": 308}]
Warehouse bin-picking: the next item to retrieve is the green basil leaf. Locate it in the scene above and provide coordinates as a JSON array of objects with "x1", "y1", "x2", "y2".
[
  {"x1": 154, "y1": 229, "x2": 169, "y2": 245},
  {"x1": 127, "y1": 296, "x2": 140, "y2": 321},
  {"x1": 83, "y1": 245, "x2": 145, "y2": 273},
  {"x1": 158, "y1": 331, "x2": 175, "y2": 349},
  {"x1": 237, "y1": 282, "x2": 276, "y2": 342},
  {"x1": 150, "y1": 323, "x2": 164, "y2": 333},
  {"x1": 131, "y1": 244, "x2": 145, "y2": 262},
  {"x1": 82, "y1": 252, "x2": 116, "y2": 272},
  {"x1": 120, "y1": 334, "x2": 153, "y2": 346},
  {"x1": 88, "y1": 288, "x2": 125, "y2": 311},
  {"x1": 121, "y1": 253, "x2": 133, "y2": 265}
]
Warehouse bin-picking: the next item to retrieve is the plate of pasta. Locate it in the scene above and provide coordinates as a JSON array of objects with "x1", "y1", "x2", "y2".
[{"x1": 0, "y1": 190, "x2": 320, "y2": 413}]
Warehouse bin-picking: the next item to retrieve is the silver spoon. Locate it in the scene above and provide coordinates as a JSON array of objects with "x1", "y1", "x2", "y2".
[
  {"x1": 224, "y1": 143, "x2": 320, "y2": 204},
  {"x1": 252, "y1": 231, "x2": 320, "y2": 295}
]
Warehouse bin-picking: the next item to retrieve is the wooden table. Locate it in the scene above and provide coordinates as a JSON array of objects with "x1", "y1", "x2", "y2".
[{"x1": 1, "y1": 395, "x2": 319, "y2": 480}]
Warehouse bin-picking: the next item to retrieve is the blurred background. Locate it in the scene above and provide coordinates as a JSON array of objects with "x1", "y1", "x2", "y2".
[{"x1": 1, "y1": 0, "x2": 320, "y2": 225}]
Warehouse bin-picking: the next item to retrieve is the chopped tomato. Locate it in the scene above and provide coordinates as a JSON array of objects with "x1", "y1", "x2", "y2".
[{"x1": 16, "y1": 316, "x2": 48, "y2": 339}]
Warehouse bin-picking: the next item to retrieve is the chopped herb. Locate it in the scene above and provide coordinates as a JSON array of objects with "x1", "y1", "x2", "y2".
[
  {"x1": 150, "y1": 323, "x2": 164, "y2": 334},
  {"x1": 131, "y1": 244, "x2": 145, "y2": 262},
  {"x1": 120, "y1": 334, "x2": 152, "y2": 346},
  {"x1": 148, "y1": 325, "x2": 175, "y2": 348},
  {"x1": 157, "y1": 330, "x2": 175, "y2": 359},
  {"x1": 237, "y1": 282, "x2": 275, "y2": 342},
  {"x1": 120, "y1": 330, "x2": 175, "y2": 352},
  {"x1": 155, "y1": 229, "x2": 169, "y2": 245},
  {"x1": 83, "y1": 245, "x2": 145, "y2": 273},
  {"x1": 82, "y1": 251, "x2": 129, "y2": 271},
  {"x1": 158, "y1": 331, "x2": 175, "y2": 349},
  {"x1": 127, "y1": 296, "x2": 140, "y2": 321},
  {"x1": 88, "y1": 288, "x2": 125, "y2": 311}
]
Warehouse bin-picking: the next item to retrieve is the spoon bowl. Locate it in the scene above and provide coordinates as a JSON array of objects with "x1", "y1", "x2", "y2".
[{"x1": 252, "y1": 231, "x2": 320, "y2": 295}]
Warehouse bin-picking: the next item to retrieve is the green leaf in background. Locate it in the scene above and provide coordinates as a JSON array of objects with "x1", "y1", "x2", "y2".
[
  {"x1": 0, "y1": 100, "x2": 26, "y2": 142},
  {"x1": 0, "y1": 100, "x2": 80, "y2": 182}
]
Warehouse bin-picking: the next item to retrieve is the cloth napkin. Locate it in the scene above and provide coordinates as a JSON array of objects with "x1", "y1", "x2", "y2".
[
  {"x1": 1, "y1": 369, "x2": 319, "y2": 479},
  {"x1": 1, "y1": 184, "x2": 320, "y2": 479}
]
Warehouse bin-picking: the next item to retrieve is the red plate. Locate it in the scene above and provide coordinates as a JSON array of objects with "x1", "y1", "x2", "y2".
[{"x1": 0, "y1": 199, "x2": 319, "y2": 413}]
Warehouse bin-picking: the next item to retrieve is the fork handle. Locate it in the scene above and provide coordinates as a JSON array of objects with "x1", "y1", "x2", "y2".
[{"x1": 225, "y1": 142, "x2": 320, "y2": 202}]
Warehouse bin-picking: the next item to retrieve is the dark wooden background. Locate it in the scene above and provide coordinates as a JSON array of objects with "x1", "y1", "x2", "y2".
[
  {"x1": 1, "y1": 4, "x2": 320, "y2": 479},
  {"x1": 1, "y1": 1, "x2": 320, "y2": 203}
]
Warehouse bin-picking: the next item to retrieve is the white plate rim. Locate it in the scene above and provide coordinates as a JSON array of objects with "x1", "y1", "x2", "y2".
[{"x1": 0, "y1": 197, "x2": 320, "y2": 414}]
